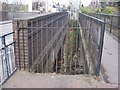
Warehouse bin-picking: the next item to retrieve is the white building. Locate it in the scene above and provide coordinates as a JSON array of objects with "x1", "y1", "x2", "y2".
[
  {"x1": 69, "y1": 0, "x2": 80, "y2": 19},
  {"x1": 28, "y1": 0, "x2": 46, "y2": 12}
]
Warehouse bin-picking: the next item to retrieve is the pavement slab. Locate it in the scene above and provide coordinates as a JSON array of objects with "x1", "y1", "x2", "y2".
[
  {"x1": 2, "y1": 70, "x2": 118, "y2": 88},
  {"x1": 101, "y1": 31, "x2": 119, "y2": 84}
]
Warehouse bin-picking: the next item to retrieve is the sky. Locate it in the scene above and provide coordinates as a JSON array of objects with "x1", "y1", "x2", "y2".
[{"x1": 2, "y1": 0, "x2": 92, "y2": 6}]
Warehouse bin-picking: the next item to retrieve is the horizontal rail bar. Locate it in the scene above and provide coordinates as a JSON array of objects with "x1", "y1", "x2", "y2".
[
  {"x1": 95, "y1": 13, "x2": 120, "y2": 17},
  {"x1": 18, "y1": 14, "x2": 68, "y2": 30},
  {"x1": 80, "y1": 13, "x2": 105, "y2": 23},
  {"x1": 0, "y1": 20, "x2": 12, "y2": 25},
  {"x1": 14, "y1": 12, "x2": 68, "y2": 20},
  {"x1": 0, "y1": 32, "x2": 14, "y2": 38},
  {"x1": 0, "y1": 41, "x2": 15, "y2": 51},
  {"x1": 105, "y1": 22, "x2": 120, "y2": 28}
]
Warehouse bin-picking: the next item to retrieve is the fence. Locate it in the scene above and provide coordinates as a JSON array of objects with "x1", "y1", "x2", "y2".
[
  {"x1": 0, "y1": 32, "x2": 16, "y2": 85},
  {"x1": 79, "y1": 13, "x2": 105, "y2": 76},
  {"x1": 63, "y1": 20, "x2": 88, "y2": 75},
  {"x1": 13, "y1": 12, "x2": 68, "y2": 72},
  {"x1": 92, "y1": 13, "x2": 120, "y2": 38}
]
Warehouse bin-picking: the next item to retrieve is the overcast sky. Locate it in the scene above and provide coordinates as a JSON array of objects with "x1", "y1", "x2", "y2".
[{"x1": 2, "y1": 0, "x2": 92, "y2": 6}]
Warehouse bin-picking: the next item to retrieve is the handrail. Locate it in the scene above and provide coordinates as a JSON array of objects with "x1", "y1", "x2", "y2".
[
  {"x1": 94, "y1": 13, "x2": 120, "y2": 17},
  {"x1": 79, "y1": 12, "x2": 105, "y2": 23},
  {"x1": 0, "y1": 41, "x2": 15, "y2": 51},
  {"x1": 0, "y1": 32, "x2": 14, "y2": 38}
]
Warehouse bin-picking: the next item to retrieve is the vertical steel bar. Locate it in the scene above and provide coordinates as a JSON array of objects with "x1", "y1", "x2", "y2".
[
  {"x1": 41, "y1": 21, "x2": 43, "y2": 73},
  {"x1": 36, "y1": 20, "x2": 39, "y2": 58},
  {"x1": 17, "y1": 21, "x2": 21, "y2": 70},
  {"x1": 0, "y1": 49, "x2": 4, "y2": 83},
  {"x1": 76, "y1": 21, "x2": 79, "y2": 74},
  {"x1": 60, "y1": 46, "x2": 62, "y2": 73},
  {"x1": 89, "y1": 18, "x2": 92, "y2": 39},
  {"x1": 55, "y1": 21, "x2": 58, "y2": 73},
  {"x1": 46, "y1": 21, "x2": 48, "y2": 72},
  {"x1": 36, "y1": 20, "x2": 39, "y2": 73},
  {"x1": 96, "y1": 22, "x2": 105, "y2": 76},
  {"x1": 6, "y1": 44, "x2": 11, "y2": 75},
  {"x1": 31, "y1": 21, "x2": 34, "y2": 70},
  {"x1": 22, "y1": 22, "x2": 25, "y2": 70},
  {"x1": 79, "y1": 45, "x2": 81, "y2": 74},
  {"x1": 70, "y1": 20, "x2": 73, "y2": 75},
  {"x1": 2, "y1": 37, "x2": 9, "y2": 77},
  {"x1": 1, "y1": 48, "x2": 5, "y2": 80},
  {"x1": 110, "y1": 16, "x2": 113, "y2": 33}
]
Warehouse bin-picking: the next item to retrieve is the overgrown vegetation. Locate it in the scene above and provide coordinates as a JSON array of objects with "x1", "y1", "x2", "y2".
[
  {"x1": 104, "y1": 6, "x2": 117, "y2": 14},
  {"x1": 80, "y1": 7, "x2": 95, "y2": 14},
  {"x1": 67, "y1": 20, "x2": 80, "y2": 59},
  {"x1": 80, "y1": 6, "x2": 117, "y2": 15}
]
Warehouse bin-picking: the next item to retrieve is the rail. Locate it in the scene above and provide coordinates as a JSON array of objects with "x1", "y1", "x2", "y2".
[{"x1": 92, "y1": 13, "x2": 120, "y2": 38}]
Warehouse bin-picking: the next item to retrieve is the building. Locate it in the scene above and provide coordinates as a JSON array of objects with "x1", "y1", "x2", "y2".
[
  {"x1": 0, "y1": 1, "x2": 8, "y2": 21},
  {"x1": 48, "y1": 2, "x2": 62, "y2": 13},
  {"x1": 89, "y1": 0, "x2": 100, "y2": 9},
  {"x1": 31, "y1": 0, "x2": 46, "y2": 13},
  {"x1": 69, "y1": 0, "x2": 80, "y2": 19}
]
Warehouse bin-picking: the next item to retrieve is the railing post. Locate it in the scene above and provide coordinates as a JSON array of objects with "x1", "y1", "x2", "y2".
[
  {"x1": 1, "y1": 36, "x2": 9, "y2": 78},
  {"x1": 17, "y1": 20, "x2": 21, "y2": 70},
  {"x1": 89, "y1": 18, "x2": 92, "y2": 38},
  {"x1": 96, "y1": 22, "x2": 105, "y2": 76},
  {"x1": 110, "y1": 16, "x2": 113, "y2": 33}
]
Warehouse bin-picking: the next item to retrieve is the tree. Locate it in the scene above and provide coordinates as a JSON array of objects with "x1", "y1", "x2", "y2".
[
  {"x1": 56, "y1": 2, "x2": 60, "y2": 7},
  {"x1": 81, "y1": 4, "x2": 84, "y2": 7},
  {"x1": 20, "y1": 5, "x2": 28, "y2": 12},
  {"x1": 1, "y1": 2, "x2": 8, "y2": 11}
]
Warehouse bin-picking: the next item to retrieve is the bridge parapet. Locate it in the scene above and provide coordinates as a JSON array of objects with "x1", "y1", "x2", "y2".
[{"x1": 13, "y1": 12, "x2": 68, "y2": 72}]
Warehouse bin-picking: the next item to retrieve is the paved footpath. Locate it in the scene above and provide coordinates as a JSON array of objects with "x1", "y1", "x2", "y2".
[
  {"x1": 2, "y1": 70, "x2": 118, "y2": 88},
  {"x1": 101, "y1": 31, "x2": 119, "y2": 84}
]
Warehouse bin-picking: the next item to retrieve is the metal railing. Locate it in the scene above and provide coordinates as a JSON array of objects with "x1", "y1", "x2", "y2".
[
  {"x1": 92, "y1": 13, "x2": 120, "y2": 38},
  {"x1": 0, "y1": 32, "x2": 16, "y2": 85},
  {"x1": 13, "y1": 12, "x2": 69, "y2": 72},
  {"x1": 13, "y1": 12, "x2": 88, "y2": 75},
  {"x1": 79, "y1": 13, "x2": 105, "y2": 76}
]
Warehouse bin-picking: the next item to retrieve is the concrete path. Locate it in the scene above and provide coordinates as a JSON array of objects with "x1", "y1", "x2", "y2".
[
  {"x1": 101, "y1": 31, "x2": 119, "y2": 84},
  {"x1": 2, "y1": 70, "x2": 118, "y2": 88}
]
